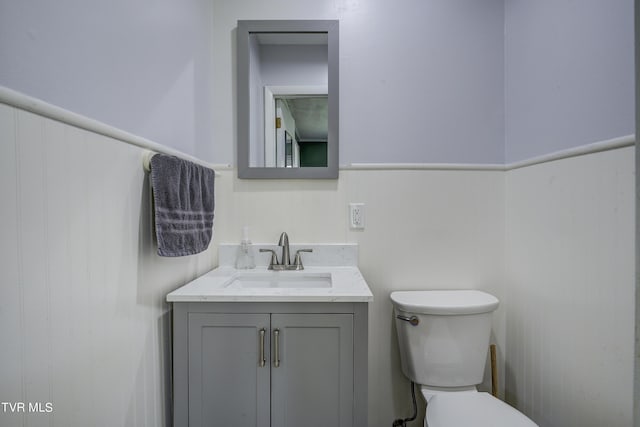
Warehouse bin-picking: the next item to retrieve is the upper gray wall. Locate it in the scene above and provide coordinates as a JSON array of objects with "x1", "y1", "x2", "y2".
[
  {"x1": 0, "y1": 0, "x2": 215, "y2": 160},
  {"x1": 341, "y1": 0, "x2": 506, "y2": 165},
  {"x1": 504, "y1": 0, "x2": 635, "y2": 163},
  {"x1": 0, "y1": 0, "x2": 632, "y2": 166}
]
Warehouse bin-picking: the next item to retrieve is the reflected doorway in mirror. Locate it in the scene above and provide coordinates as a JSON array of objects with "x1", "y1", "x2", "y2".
[{"x1": 264, "y1": 85, "x2": 328, "y2": 168}]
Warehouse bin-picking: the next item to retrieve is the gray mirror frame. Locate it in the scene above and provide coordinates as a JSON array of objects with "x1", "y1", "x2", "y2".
[{"x1": 237, "y1": 20, "x2": 339, "y2": 179}]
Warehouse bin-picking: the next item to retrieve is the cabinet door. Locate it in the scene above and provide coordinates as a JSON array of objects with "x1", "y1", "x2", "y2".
[
  {"x1": 271, "y1": 314, "x2": 354, "y2": 427},
  {"x1": 188, "y1": 313, "x2": 271, "y2": 427}
]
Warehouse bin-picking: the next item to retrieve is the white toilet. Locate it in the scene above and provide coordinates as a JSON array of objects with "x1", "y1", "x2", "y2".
[{"x1": 390, "y1": 290, "x2": 537, "y2": 427}]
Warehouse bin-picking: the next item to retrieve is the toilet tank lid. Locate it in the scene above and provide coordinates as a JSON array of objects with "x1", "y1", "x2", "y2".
[
  {"x1": 390, "y1": 290, "x2": 499, "y2": 315},
  {"x1": 426, "y1": 392, "x2": 537, "y2": 426}
]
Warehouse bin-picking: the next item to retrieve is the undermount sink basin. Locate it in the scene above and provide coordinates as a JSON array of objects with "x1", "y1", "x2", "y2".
[{"x1": 225, "y1": 272, "x2": 332, "y2": 289}]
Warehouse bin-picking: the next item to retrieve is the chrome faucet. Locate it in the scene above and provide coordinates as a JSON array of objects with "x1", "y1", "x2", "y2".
[
  {"x1": 278, "y1": 232, "x2": 291, "y2": 267},
  {"x1": 260, "y1": 232, "x2": 312, "y2": 270}
]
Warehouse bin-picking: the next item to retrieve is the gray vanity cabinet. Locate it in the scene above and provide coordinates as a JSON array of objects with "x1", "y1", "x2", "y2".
[
  {"x1": 270, "y1": 314, "x2": 353, "y2": 427},
  {"x1": 187, "y1": 313, "x2": 271, "y2": 427},
  {"x1": 172, "y1": 302, "x2": 368, "y2": 427}
]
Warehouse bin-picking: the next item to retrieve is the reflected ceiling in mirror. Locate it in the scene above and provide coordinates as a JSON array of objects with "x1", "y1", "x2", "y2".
[
  {"x1": 279, "y1": 96, "x2": 328, "y2": 142},
  {"x1": 237, "y1": 20, "x2": 339, "y2": 179}
]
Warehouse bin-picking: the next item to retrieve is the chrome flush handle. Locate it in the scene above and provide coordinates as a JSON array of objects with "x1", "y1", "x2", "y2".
[{"x1": 396, "y1": 314, "x2": 420, "y2": 326}]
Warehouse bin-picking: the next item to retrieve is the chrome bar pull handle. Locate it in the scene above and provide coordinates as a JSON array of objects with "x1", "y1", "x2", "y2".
[
  {"x1": 259, "y1": 328, "x2": 266, "y2": 367},
  {"x1": 273, "y1": 329, "x2": 280, "y2": 368},
  {"x1": 396, "y1": 314, "x2": 420, "y2": 326}
]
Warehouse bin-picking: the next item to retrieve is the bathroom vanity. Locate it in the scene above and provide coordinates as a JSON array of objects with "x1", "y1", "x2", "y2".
[{"x1": 167, "y1": 244, "x2": 372, "y2": 427}]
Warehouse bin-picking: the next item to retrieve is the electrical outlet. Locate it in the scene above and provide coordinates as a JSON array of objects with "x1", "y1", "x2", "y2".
[{"x1": 349, "y1": 203, "x2": 365, "y2": 229}]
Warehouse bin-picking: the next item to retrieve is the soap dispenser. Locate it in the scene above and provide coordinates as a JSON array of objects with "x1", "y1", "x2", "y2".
[{"x1": 235, "y1": 226, "x2": 256, "y2": 269}]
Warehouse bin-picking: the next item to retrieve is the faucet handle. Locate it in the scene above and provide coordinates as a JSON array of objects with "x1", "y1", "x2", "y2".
[
  {"x1": 259, "y1": 249, "x2": 279, "y2": 269},
  {"x1": 293, "y1": 249, "x2": 313, "y2": 270}
]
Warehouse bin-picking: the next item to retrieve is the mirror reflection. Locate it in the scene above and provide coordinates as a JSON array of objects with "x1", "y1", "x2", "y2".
[
  {"x1": 267, "y1": 92, "x2": 328, "y2": 168},
  {"x1": 249, "y1": 33, "x2": 328, "y2": 168}
]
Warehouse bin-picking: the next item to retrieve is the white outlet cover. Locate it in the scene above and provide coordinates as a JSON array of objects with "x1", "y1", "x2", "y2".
[{"x1": 349, "y1": 203, "x2": 365, "y2": 229}]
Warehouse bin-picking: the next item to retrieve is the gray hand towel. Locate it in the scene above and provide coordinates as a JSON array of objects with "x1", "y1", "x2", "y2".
[{"x1": 149, "y1": 153, "x2": 216, "y2": 257}]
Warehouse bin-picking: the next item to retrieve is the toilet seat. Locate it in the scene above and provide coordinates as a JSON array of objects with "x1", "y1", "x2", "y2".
[{"x1": 425, "y1": 391, "x2": 537, "y2": 427}]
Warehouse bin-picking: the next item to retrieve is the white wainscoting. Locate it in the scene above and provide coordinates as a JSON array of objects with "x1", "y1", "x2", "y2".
[
  {"x1": 0, "y1": 104, "x2": 215, "y2": 427},
  {"x1": 505, "y1": 146, "x2": 635, "y2": 426}
]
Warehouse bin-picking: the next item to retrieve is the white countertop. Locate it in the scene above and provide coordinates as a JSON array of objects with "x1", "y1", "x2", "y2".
[{"x1": 166, "y1": 266, "x2": 373, "y2": 303}]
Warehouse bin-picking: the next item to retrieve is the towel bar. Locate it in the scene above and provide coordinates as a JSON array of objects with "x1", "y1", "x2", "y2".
[{"x1": 142, "y1": 150, "x2": 221, "y2": 176}]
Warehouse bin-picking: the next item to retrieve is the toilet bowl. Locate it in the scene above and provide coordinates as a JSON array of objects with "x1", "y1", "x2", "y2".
[
  {"x1": 390, "y1": 290, "x2": 537, "y2": 427},
  {"x1": 422, "y1": 387, "x2": 536, "y2": 426}
]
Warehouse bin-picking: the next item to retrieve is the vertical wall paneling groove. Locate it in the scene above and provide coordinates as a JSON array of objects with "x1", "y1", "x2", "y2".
[
  {"x1": 45, "y1": 118, "x2": 72, "y2": 427},
  {"x1": 17, "y1": 110, "x2": 50, "y2": 427},
  {"x1": 69, "y1": 124, "x2": 92, "y2": 426},
  {"x1": 634, "y1": 0, "x2": 640, "y2": 425},
  {"x1": 87, "y1": 130, "x2": 102, "y2": 426},
  {"x1": 0, "y1": 104, "x2": 24, "y2": 426},
  {"x1": 41, "y1": 114, "x2": 54, "y2": 427},
  {"x1": 14, "y1": 109, "x2": 27, "y2": 427}
]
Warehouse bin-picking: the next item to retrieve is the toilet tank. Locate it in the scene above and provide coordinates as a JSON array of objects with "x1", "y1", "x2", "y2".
[{"x1": 390, "y1": 290, "x2": 499, "y2": 387}]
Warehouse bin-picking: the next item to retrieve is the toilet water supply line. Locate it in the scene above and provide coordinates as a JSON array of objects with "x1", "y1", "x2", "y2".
[{"x1": 392, "y1": 381, "x2": 417, "y2": 427}]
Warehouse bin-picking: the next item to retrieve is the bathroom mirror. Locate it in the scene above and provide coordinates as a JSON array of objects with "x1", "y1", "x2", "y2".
[{"x1": 237, "y1": 20, "x2": 339, "y2": 179}]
